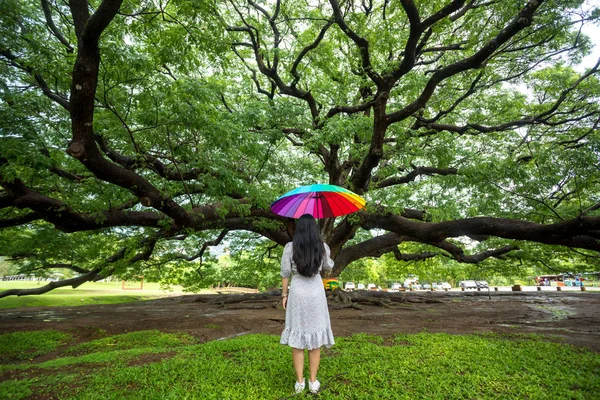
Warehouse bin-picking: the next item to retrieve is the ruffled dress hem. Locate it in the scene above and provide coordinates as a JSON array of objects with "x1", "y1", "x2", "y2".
[{"x1": 280, "y1": 327, "x2": 335, "y2": 350}]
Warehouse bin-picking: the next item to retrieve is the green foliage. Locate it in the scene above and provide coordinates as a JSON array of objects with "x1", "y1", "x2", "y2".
[
  {"x1": 340, "y1": 257, "x2": 385, "y2": 286},
  {"x1": 181, "y1": 252, "x2": 281, "y2": 292},
  {"x1": 0, "y1": 224, "x2": 139, "y2": 279},
  {"x1": 219, "y1": 240, "x2": 283, "y2": 290},
  {"x1": 154, "y1": 234, "x2": 284, "y2": 291},
  {"x1": 0, "y1": 330, "x2": 71, "y2": 362},
  {"x1": 0, "y1": 256, "x2": 19, "y2": 276},
  {"x1": 0, "y1": 331, "x2": 598, "y2": 399}
]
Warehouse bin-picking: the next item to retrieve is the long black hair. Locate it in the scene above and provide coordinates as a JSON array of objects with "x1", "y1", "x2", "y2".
[{"x1": 292, "y1": 214, "x2": 325, "y2": 277}]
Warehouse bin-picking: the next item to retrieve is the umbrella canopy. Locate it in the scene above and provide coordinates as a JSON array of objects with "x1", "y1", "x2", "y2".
[{"x1": 270, "y1": 184, "x2": 366, "y2": 218}]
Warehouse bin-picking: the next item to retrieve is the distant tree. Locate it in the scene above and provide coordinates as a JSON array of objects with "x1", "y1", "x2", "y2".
[
  {"x1": 1, "y1": 0, "x2": 599, "y2": 297},
  {"x1": 0, "y1": 256, "x2": 19, "y2": 277}
]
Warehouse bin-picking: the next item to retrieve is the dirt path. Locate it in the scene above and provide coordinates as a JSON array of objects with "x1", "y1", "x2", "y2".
[{"x1": 1, "y1": 291, "x2": 599, "y2": 352}]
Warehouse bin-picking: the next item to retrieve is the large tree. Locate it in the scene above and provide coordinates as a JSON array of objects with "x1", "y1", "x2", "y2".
[{"x1": 1, "y1": 0, "x2": 599, "y2": 297}]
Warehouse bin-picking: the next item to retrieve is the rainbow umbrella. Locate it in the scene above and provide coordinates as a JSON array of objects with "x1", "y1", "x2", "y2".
[{"x1": 270, "y1": 184, "x2": 366, "y2": 219}]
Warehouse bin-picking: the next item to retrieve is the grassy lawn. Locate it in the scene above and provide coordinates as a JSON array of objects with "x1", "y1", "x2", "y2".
[
  {"x1": 0, "y1": 281, "x2": 202, "y2": 309},
  {"x1": 0, "y1": 330, "x2": 598, "y2": 399}
]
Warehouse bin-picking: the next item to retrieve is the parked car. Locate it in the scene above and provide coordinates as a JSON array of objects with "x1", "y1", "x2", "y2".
[
  {"x1": 422, "y1": 284, "x2": 431, "y2": 290},
  {"x1": 438, "y1": 282, "x2": 452, "y2": 290},
  {"x1": 476, "y1": 280, "x2": 489, "y2": 289},
  {"x1": 390, "y1": 282, "x2": 402, "y2": 291},
  {"x1": 357, "y1": 283, "x2": 365, "y2": 290},
  {"x1": 459, "y1": 280, "x2": 477, "y2": 289},
  {"x1": 367, "y1": 283, "x2": 379, "y2": 291},
  {"x1": 344, "y1": 281, "x2": 355, "y2": 291},
  {"x1": 411, "y1": 283, "x2": 422, "y2": 290}
]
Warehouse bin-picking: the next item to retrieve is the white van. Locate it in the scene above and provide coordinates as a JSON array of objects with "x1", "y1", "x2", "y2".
[
  {"x1": 459, "y1": 280, "x2": 477, "y2": 289},
  {"x1": 344, "y1": 282, "x2": 356, "y2": 291}
]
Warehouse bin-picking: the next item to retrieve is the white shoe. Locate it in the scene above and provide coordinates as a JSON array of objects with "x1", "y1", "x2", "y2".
[
  {"x1": 295, "y1": 379, "x2": 305, "y2": 393},
  {"x1": 308, "y1": 379, "x2": 320, "y2": 393}
]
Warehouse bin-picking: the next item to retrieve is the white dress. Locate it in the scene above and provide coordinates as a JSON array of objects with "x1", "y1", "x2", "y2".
[{"x1": 280, "y1": 242, "x2": 335, "y2": 350}]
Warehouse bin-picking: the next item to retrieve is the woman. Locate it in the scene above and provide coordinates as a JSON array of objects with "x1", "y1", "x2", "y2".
[{"x1": 280, "y1": 214, "x2": 335, "y2": 394}]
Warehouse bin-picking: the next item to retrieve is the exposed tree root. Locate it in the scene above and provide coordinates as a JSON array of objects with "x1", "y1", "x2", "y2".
[
  {"x1": 329, "y1": 303, "x2": 363, "y2": 310},
  {"x1": 208, "y1": 294, "x2": 269, "y2": 305},
  {"x1": 188, "y1": 288, "x2": 443, "y2": 309},
  {"x1": 224, "y1": 304, "x2": 269, "y2": 310}
]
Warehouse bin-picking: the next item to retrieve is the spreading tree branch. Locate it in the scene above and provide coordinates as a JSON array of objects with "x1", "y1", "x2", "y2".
[
  {"x1": 0, "y1": 248, "x2": 127, "y2": 298},
  {"x1": 361, "y1": 211, "x2": 600, "y2": 251},
  {"x1": 0, "y1": 48, "x2": 71, "y2": 110},
  {"x1": 387, "y1": 0, "x2": 545, "y2": 124},
  {"x1": 435, "y1": 241, "x2": 518, "y2": 263},
  {"x1": 0, "y1": 213, "x2": 40, "y2": 228},
  {"x1": 374, "y1": 166, "x2": 458, "y2": 189},
  {"x1": 41, "y1": 0, "x2": 74, "y2": 53}
]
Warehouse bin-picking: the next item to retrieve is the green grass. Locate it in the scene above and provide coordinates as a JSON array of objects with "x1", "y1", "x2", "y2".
[
  {"x1": 0, "y1": 330, "x2": 71, "y2": 362},
  {"x1": 65, "y1": 330, "x2": 196, "y2": 356},
  {"x1": 0, "y1": 330, "x2": 598, "y2": 399},
  {"x1": 0, "y1": 281, "x2": 205, "y2": 309}
]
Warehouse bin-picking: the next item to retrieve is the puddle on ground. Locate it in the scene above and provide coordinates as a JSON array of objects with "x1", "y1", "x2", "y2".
[
  {"x1": 35, "y1": 311, "x2": 67, "y2": 322},
  {"x1": 529, "y1": 304, "x2": 575, "y2": 323},
  {"x1": 496, "y1": 323, "x2": 577, "y2": 334},
  {"x1": 0, "y1": 310, "x2": 67, "y2": 321},
  {"x1": 526, "y1": 326, "x2": 578, "y2": 333},
  {"x1": 216, "y1": 332, "x2": 250, "y2": 341},
  {"x1": 0, "y1": 307, "x2": 236, "y2": 322}
]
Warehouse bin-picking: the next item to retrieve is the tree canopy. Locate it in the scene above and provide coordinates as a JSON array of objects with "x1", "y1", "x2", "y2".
[{"x1": 1, "y1": 0, "x2": 599, "y2": 297}]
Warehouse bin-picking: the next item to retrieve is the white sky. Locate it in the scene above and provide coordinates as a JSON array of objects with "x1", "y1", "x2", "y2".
[{"x1": 578, "y1": 0, "x2": 600, "y2": 71}]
